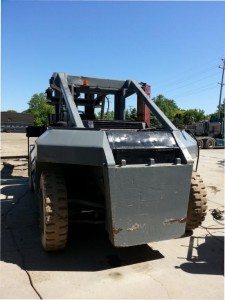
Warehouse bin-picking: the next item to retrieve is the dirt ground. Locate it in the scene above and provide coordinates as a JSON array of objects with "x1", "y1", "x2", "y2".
[
  {"x1": 0, "y1": 133, "x2": 224, "y2": 299},
  {"x1": 1, "y1": 133, "x2": 36, "y2": 157}
]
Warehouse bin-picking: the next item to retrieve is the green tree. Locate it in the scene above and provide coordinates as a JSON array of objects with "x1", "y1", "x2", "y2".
[
  {"x1": 150, "y1": 95, "x2": 207, "y2": 127},
  {"x1": 27, "y1": 93, "x2": 54, "y2": 126},
  {"x1": 183, "y1": 109, "x2": 205, "y2": 124},
  {"x1": 173, "y1": 110, "x2": 186, "y2": 127},
  {"x1": 209, "y1": 99, "x2": 225, "y2": 121},
  {"x1": 150, "y1": 95, "x2": 180, "y2": 127},
  {"x1": 125, "y1": 107, "x2": 137, "y2": 120},
  {"x1": 103, "y1": 110, "x2": 114, "y2": 120},
  {"x1": 152, "y1": 94, "x2": 179, "y2": 120},
  {"x1": 97, "y1": 110, "x2": 114, "y2": 120},
  {"x1": 174, "y1": 109, "x2": 205, "y2": 125},
  {"x1": 97, "y1": 107, "x2": 138, "y2": 121}
]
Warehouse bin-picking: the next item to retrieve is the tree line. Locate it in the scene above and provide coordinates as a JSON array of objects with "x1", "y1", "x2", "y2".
[
  {"x1": 6, "y1": 93, "x2": 224, "y2": 126},
  {"x1": 100, "y1": 95, "x2": 224, "y2": 127}
]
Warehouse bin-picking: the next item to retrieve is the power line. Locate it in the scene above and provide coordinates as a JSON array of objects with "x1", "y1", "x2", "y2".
[
  {"x1": 161, "y1": 72, "x2": 219, "y2": 94},
  {"x1": 162, "y1": 57, "x2": 218, "y2": 80},
  {"x1": 170, "y1": 84, "x2": 217, "y2": 99},
  {"x1": 153, "y1": 63, "x2": 218, "y2": 89},
  {"x1": 157, "y1": 65, "x2": 217, "y2": 88}
]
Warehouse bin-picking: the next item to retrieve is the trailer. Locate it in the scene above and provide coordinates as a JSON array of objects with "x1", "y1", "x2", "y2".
[{"x1": 193, "y1": 120, "x2": 225, "y2": 149}]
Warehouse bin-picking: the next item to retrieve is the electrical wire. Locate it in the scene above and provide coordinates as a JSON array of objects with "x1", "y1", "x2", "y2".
[
  {"x1": 106, "y1": 96, "x2": 110, "y2": 114},
  {"x1": 200, "y1": 225, "x2": 224, "y2": 230},
  {"x1": 153, "y1": 63, "x2": 218, "y2": 89},
  {"x1": 200, "y1": 226, "x2": 224, "y2": 244},
  {"x1": 161, "y1": 72, "x2": 219, "y2": 94},
  {"x1": 170, "y1": 84, "x2": 217, "y2": 98},
  {"x1": 3, "y1": 189, "x2": 42, "y2": 300},
  {"x1": 213, "y1": 219, "x2": 225, "y2": 226},
  {"x1": 199, "y1": 206, "x2": 225, "y2": 244},
  {"x1": 9, "y1": 226, "x2": 43, "y2": 299}
]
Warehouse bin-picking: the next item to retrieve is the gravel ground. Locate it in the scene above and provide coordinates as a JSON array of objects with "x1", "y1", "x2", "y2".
[{"x1": 0, "y1": 133, "x2": 224, "y2": 299}]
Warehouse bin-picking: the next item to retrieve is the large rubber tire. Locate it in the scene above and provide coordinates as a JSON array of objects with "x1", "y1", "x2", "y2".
[
  {"x1": 186, "y1": 172, "x2": 207, "y2": 231},
  {"x1": 197, "y1": 139, "x2": 204, "y2": 149},
  {"x1": 205, "y1": 138, "x2": 216, "y2": 149},
  {"x1": 40, "y1": 170, "x2": 68, "y2": 251}
]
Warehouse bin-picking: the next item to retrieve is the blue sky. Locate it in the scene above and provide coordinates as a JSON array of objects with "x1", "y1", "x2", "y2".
[{"x1": 2, "y1": 1, "x2": 225, "y2": 114}]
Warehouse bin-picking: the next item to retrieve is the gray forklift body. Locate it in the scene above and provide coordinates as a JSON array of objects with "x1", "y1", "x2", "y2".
[{"x1": 29, "y1": 72, "x2": 198, "y2": 247}]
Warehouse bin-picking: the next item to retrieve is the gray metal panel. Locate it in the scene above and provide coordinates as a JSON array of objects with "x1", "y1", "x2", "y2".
[
  {"x1": 57, "y1": 73, "x2": 84, "y2": 128},
  {"x1": 36, "y1": 129, "x2": 115, "y2": 166},
  {"x1": 105, "y1": 164, "x2": 193, "y2": 247},
  {"x1": 67, "y1": 75, "x2": 125, "y2": 91},
  {"x1": 172, "y1": 130, "x2": 198, "y2": 161}
]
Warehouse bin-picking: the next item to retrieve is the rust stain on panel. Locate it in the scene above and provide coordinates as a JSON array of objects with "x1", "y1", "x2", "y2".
[
  {"x1": 112, "y1": 227, "x2": 122, "y2": 235},
  {"x1": 163, "y1": 217, "x2": 186, "y2": 225}
]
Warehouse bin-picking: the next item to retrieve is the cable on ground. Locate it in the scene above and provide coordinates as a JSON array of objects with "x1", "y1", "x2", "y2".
[{"x1": 3, "y1": 189, "x2": 42, "y2": 299}]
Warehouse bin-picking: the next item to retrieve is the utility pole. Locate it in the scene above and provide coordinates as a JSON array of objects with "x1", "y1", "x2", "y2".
[{"x1": 218, "y1": 58, "x2": 225, "y2": 119}]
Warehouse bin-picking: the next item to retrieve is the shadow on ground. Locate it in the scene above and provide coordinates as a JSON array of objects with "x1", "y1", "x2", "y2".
[
  {"x1": 176, "y1": 235, "x2": 224, "y2": 275},
  {"x1": 1, "y1": 178, "x2": 164, "y2": 272},
  {"x1": 1, "y1": 161, "x2": 28, "y2": 187},
  {"x1": 217, "y1": 159, "x2": 225, "y2": 167}
]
